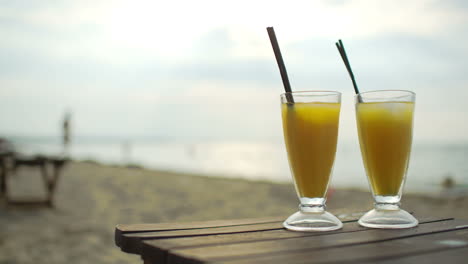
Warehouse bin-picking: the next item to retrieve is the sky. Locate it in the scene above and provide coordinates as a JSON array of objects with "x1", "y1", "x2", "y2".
[{"x1": 1, "y1": 0, "x2": 468, "y2": 143}]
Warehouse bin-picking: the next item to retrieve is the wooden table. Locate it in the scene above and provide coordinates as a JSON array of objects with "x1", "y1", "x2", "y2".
[{"x1": 115, "y1": 214, "x2": 468, "y2": 263}]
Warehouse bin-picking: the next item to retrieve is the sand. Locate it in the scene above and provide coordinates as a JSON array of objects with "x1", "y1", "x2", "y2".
[{"x1": 0, "y1": 161, "x2": 467, "y2": 264}]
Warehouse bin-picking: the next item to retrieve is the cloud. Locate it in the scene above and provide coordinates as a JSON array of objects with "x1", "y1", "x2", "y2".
[
  {"x1": 146, "y1": 80, "x2": 283, "y2": 140},
  {"x1": 286, "y1": 31, "x2": 468, "y2": 92},
  {"x1": 433, "y1": 0, "x2": 468, "y2": 10},
  {"x1": 0, "y1": 0, "x2": 468, "y2": 141}
]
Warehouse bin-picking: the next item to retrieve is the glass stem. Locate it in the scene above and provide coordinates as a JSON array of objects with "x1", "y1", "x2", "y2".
[
  {"x1": 374, "y1": 195, "x2": 401, "y2": 211},
  {"x1": 299, "y1": 197, "x2": 325, "y2": 213}
]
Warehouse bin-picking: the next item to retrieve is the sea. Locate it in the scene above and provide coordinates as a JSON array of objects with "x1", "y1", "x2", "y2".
[{"x1": 6, "y1": 136, "x2": 468, "y2": 196}]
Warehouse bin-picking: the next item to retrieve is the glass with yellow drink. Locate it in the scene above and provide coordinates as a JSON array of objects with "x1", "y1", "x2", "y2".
[
  {"x1": 281, "y1": 91, "x2": 343, "y2": 231},
  {"x1": 356, "y1": 90, "x2": 418, "y2": 229}
]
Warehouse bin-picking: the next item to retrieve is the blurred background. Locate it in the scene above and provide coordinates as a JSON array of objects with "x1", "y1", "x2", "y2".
[
  {"x1": 2, "y1": 0, "x2": 467, "y2": 192},
  {"x1": 1, "y1": 1, "x2": 468, "y2": 263}
]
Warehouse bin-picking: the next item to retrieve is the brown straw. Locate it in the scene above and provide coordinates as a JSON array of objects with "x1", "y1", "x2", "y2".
[
  {"x1": 336, "y1": 39, "x2": 360, "y2": 96},
  {"x1": 267, "y1": 27, "x2": 294, "y2": 103}
]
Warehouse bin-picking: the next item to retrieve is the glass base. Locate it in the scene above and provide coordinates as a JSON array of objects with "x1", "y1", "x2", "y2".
[
  {"x1": 283, "y1": 211, "x2": 343, "y2": 232},
  {"x1": 358, "y1": 208, "x2": 418, "y2": 229}
]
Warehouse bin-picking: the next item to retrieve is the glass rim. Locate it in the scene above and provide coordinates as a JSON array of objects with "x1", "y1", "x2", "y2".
[
  {"x1": 281, "y1": 90, "x2": 341, "y2": 97},
  {"x1": 356, "y1": 89, "x2": 415, "y2": 97}
]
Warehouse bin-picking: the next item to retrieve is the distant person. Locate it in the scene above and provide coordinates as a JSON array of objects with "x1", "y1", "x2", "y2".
[
  {"x1": 62, "y1": 111, "x2": 72, "y2": 156},
  {"x1": 186, "y1": 144, "x2": 197, "y2": 159},
  {"x1": 122, "y1": 140, "x2": 132, "y2": 165},
  {"x1": 442, "y1": 174, "x2": 455, "y2": 189}
]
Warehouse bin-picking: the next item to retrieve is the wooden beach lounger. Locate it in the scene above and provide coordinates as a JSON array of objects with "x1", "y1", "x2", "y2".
[{"x1": 0, "y1": 153, "x2": 68, "y2": 207}]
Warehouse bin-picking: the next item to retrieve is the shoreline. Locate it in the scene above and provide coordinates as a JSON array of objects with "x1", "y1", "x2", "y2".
[
  {"x1": 9, "y1": 138, "x2": 468, "y2": 199},
  {"x1": 80, "y1": 158, "x2": 468, "y2": 198}
]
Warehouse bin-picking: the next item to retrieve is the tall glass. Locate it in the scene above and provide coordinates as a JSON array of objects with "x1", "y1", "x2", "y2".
[
  {"x1": 355, "y1": 90, "x2": 418, "y2": 229},
  {"x1": 281, "y1": 91, "x2": 343, "y2": 231}
]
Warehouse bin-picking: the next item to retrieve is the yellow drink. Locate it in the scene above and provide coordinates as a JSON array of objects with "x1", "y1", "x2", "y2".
[
  {"x1": 282, "y1": 102, "x2": 340, "y2": 198},
  {"x1": 356, "y1": 101, "x2": 414, "y2": 196}
]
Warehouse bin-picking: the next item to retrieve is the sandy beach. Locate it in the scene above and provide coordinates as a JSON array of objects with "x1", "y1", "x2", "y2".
[{"x1": 0, "y1": 161, "x2": 467, "y2": 264}]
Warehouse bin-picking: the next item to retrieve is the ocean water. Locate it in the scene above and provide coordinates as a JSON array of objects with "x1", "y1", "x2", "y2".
[{"x1": 8, "y1": 136, "x2": 468, "y2": 195}]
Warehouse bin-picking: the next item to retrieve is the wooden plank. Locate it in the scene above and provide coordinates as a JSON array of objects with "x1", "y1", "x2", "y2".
[
  {"x1": 367, "y1": 246, "x2": 468, "y2": 264},
  {"x1": 219, "y1": 222, "x2": 468, "y2": 264},
  {"x1": 116, "y1": 216, "x2": 285, "y2": 234},
  {"x1": 116, "y1": 216, "x2": 291, "y2": 253},
  {"x1": 139, "y1": 216, "x2": 440, "y2": 264},
  {"x1": 143, "y1": 220, "x2": 362, "y2": 253},
  {"x1": 121, "y1": 221, "x2": 283, "y2": 254},
  {"x1": 116, "y1": 210, "x2": 366, "y2": 254},
  {"x1": 165, "y1": 218, "x2": 461, "y2": 264},
  {"x1": 117, "y1": 210, "x2": 364, "y2": 235},
  {"x1": 141, "y1": 217, "x2": 369, "y2": 263},
  {"x1": 116, "y1": 216, "x2": 284, "y2": 249}
]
